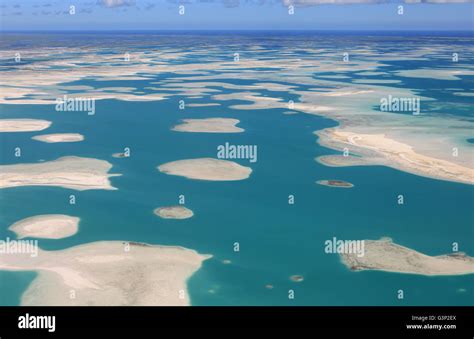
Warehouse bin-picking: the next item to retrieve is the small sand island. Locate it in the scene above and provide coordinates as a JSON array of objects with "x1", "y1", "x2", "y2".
[
  {"x1": 112, "y1": 152, "x2": 129, "y2": 158},
  {"x1": 0, "y1": 241, "x2": 211, "y2": 306},
  {"x1": 9, "y1": 214, "x2": 79, "y2": 239},
  {"x1": 0, "y1": 156, "x2": 120, "y2": 190},
  {"x1": 154, "y1": 206, "x2": 194, "y2": 219},
  {"x1": 32, "y1": 133, "x2": 84, "y2": 143},
  {"x1": 316, "y1": 180, "x2": 354, "y2": 188},
  {"x1": 158, "y1": 158, "x2": 252, "y2": 181},
  {"x1": 0, "y1": 119, "x2": 51, "y2": 132},
  {"x1": 290, "y1": 275, "x2": 304, "y2": 282},
  {"x1": 172, "y1": 118, "x2": 244, "y2": 133},
  {"x1": 341, "y1": 238, "x2": 474, "y2": 276}
]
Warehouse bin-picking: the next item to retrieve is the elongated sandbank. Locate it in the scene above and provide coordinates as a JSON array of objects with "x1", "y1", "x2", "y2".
[
  {"x1": 0, "y1": 156, "x2": 120, "y2": 190},
  {"x1": 317, "y1": 129, "x2": 474, "y2": 185},
  {"x1": 154, "y1": 206, "x2": 194, "y2": 219},
  {"x1": 316, "y1": 180, "x2": 354, "y2": 188},
  {"x1": 172, "y1": 118, "x2": 244, "y2": 133},
  {"x1": 9, "y1": 214, "x2": 79, "y2": 239},
  {"x1": 0, "y1": 241, "x2": 211, "y2": 306},
  {"x1": 0, "y1": 119, "x2": 51, "y2": 132},
  {"x1": 32, "y1": 133, "x2": 84, "y2": 143},
  {"x1": 341, "y1": 238, "x2": 474, "y2": 276},
  {"x1": 158, "y1": 158, "x2": 252, "y2": 181}
]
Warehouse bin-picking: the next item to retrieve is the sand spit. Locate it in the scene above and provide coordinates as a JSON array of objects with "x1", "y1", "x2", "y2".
[
  {"x1": 316, "y1": 129, "x2": 474, "y2": 185},
  {"x1": 0, "y1": 119, "x2": 51, "y2": 132},
  {"x1": 158, "y1": 158, "x2": 252, "y2": 181},
  {"x1": 316, "y1": 155, "x2": 372, "y2": 167},
  {"x1": 154, "y1": 206, "x2": 194, "y2": 219},
  {"x1": 172, "y1": 118, "x2": 244, "y2": 133},
  {"x1": 32, "y1": 133, "x2": 84, "y2": 143},
  {"x1": 0, "y1": 241, "x2": 211, "y2": 306},
  {"x1": 0, "y1": 156, "x2": 120, "y2": 190},
  {"x1": 341, "y1": 238, "x2": 474, "y2": 276},
  {"x1": 9, "y1": 214, "x2": 79, "y2": 239}
]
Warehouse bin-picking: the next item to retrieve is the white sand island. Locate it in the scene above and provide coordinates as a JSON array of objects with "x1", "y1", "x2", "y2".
[
  {"x1": 154, "y1": 206, "x2": 194, "y2": 219},
  {"x1": 341, "y1": 238, "x2": 474, "y2": 276},
  {"x1": 0, "y1": 156, "x2": 120, "y2": 190},
  {"x1": 9, "y1": 214, "x2": 79, "y2": 239},
  {"x1": 0, "y1": 241, "x2": 211, "y2": 306},
  {"x1": 172, "y1": 118, "x2": 244, "y2": 133},
  {"x1": 32, "y1": 133, "x2": 84, "y2": 143},
  {"x1": 158, "y1": 158, "x2": 252, "y2": 181},
  {"x1": 0, "y1": 119, "x2": 51, "y2": 132}
]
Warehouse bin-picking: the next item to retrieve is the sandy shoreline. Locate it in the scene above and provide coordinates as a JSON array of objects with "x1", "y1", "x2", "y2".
[
  {"x1": 32, "y1": 133, "x2": 84, "y2": 143},
  {"x1": 172, "y1": 118, "x2": 244, "y2": 133},
  {"x1": 341, "y1": 238, "x2": 474, "y2": 276},
  {"x1": 158, "y1": 158, "x2": 252, "y2": 181},
  {"x1": 9, "y1": 214, "x2": 79, "y2": 239},
  {"x1": 0, "y1": 241, "x2": 211, "y2": 306},
  {"x1": 0, "y1": 119, "x2": 51, "y2": 132},
  {"x1": 0, "y1": 156, "x2": 120, "y2": 190}
]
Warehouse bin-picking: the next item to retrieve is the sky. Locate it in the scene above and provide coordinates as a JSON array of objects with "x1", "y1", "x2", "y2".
[{"x1": 0, "y1": 0, "x2": 473, "y2": 31}]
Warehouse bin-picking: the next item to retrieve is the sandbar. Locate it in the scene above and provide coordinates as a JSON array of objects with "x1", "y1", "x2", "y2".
[
  {"x1": 32, "y1": 133, "x2": 84, "y2": 143},
  {"x1": 154, "y1": 206, "x2": 194, "y2": 219},
  {"x1": 317, "y1": 129, "x2": 474, "y2": 185},
  {"x1": 0, "y1": 241, "x2": 211, "y2": 306},
  {"x1": 9, "y1": 214, "x2": 79, "y2": 239},
  {"x1": 341, "y1": 238, "x2": 474, "y2": 276},
  {"x1": 0, "y1": 119, "x2": 51, "y2": 132},
  {"x1": 316, "y1": 180, "x2": 354, "y2": 188},
  {"x1": 112, "y1": 152, "x2": 129, "y2": 158},
  {"x1": 0, "y1": 156, "x2": 120, "y2": 190},
  {"x1": 172, "y1": 118, "x2": 244, "y2": 133},
  {"x1": 158, "y1": 158, "x2": 252, "y2": 181}
]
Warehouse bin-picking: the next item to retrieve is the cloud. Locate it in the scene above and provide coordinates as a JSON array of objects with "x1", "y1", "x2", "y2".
[
  {"x1": 283, "y1": 0, "x2": 386, "y2": 4},
  {"x1": 144, "y1": 3, "x2": 156, "y2": 9},
  {"x1": 405, "y1": 0, "x2": 473, "y2": 2},
  {"x1": 283, "y1": 0, "x2": 473, "y2": 4},
  {"x1": 97, "y1": 0, "x2": 136, "y2": 8}
]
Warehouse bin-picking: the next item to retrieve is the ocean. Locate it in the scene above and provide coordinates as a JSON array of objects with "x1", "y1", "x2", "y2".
[{"x1": 0, "y1": 31, "x2": 473, "y2": 306}]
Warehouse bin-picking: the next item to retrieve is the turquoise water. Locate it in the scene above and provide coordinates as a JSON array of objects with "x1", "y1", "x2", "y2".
[{"x1": 0, "y1": 33, "x2": 473, "y2": 306}]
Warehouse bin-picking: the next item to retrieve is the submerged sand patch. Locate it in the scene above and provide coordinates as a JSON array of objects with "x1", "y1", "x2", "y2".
[
  {"x1": 9, "y1": 214, "x2": 79, "y2": 239},
  {"x1": 158, "y1": 158, "x2": 252, "y2": 181},
  {"x1": 0, "y1": 119, "x2": 51, "y2": 132},
  {"x1": 154, "y1": 206, "x2": 194, "y2": 219},
  {"x1": 0, "y1": 156, "x2": 120, "y2": 190},
  {"x1": 172, "y1": 118, "x2": 244, "y2": 133},
  {"x1": 0, "y1": 241, "x2": 211, "y2": 306},
  {"x1": 341, "y1": 238, "x2": 474, "y2": 276},
  {"x1": 32, "y1": 133, "x2": 84, "y2": 143}
]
